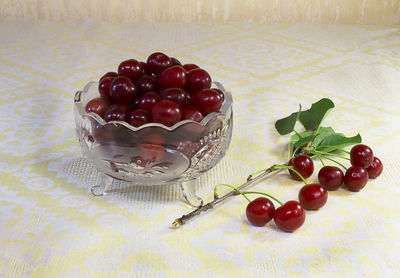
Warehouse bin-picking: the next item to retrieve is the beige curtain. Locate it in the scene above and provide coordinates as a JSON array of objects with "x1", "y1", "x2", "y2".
[{"x1": 1, "y1": 0, "x2": 399, "y2": 24}]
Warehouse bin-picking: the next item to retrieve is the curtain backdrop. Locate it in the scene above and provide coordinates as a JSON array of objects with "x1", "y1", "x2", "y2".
[{"x1": 1, "y1": 0, "x2": 399, "y2": 24}]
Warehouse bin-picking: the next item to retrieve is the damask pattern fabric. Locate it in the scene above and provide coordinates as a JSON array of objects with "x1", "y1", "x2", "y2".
[{"x1": 0, "y1": 21, "x2": 399, "y2": 277}]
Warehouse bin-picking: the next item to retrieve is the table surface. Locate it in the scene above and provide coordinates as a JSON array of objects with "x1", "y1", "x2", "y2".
[{"x1": 0, "y1": 21, "x2": 399, "y2": 277}]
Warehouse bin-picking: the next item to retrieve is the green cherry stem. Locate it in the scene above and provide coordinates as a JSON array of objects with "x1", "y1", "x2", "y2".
[
  {"x1": 311, "y1": 150, "x2": 350, "y2": 160},
  {"x1": 322, "y1": 156, "x2": 348, "y2": 170},
  {"x1": 214, "y1": 184, "x2": 251, "y2": 202},
  {"x1": 315, "y1": 145, "x2": 350, "y2": 154},
  {"x1": 317, "y1": 154, "x2": 325, "y2": 167},
  {"x1": 241, "y1": 191, "x2": 284, "y2": 206},
  {"x1": 273, "y1": 164, "x2": 308, "y2": 185}
]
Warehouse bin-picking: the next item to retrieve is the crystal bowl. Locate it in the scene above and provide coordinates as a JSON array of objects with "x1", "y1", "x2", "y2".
[{"x1": 74, "y1": 81, "x2": 233, "y2": 206}]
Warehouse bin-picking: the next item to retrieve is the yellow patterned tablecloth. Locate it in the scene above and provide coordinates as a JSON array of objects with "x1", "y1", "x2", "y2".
[{"x1": 0, "y1": 21, "x2": 400, "y2": 277}]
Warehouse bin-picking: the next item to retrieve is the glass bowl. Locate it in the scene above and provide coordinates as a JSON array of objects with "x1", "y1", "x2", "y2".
[{"x1": 74, "y1": 81, "x2": 233, "y2": 206}]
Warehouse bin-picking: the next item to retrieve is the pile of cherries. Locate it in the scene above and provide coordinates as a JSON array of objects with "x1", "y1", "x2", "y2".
[
  {"x1": 85, "y1": 52, "x2": 225, "y2": 127},
  {"x1": 245, "y1": 144, "x2": 383, "y2": 232}
]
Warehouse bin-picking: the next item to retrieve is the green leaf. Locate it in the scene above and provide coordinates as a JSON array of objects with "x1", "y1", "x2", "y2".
[
  {"x1": 317, "y1": 133, "x2": 362, "y2": 152},
  {"x1": 275, "y1": 111, "x2": 299, "y2": 135},
  {"x1": 310, "y1": 126, "x2": 336, "y2": 149},
  {"x1": 299, "y1": 98, "x2": 335, "y2": 131},
  {"x1": 291, "y1": 130, "x2": 314, "y2": 149}
]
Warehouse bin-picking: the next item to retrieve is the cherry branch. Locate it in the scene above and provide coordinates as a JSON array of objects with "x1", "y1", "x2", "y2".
[{"x1": 172, "y1": 164, "x2": 283, "y2": 227}]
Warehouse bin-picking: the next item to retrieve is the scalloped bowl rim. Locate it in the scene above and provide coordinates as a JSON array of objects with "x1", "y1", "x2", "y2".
[{"x1": 74, "y1": 81, "x2": 233, "y2": 132}]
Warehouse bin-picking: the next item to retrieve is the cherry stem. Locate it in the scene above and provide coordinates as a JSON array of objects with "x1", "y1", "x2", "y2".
[
  {"x1": 315, "y1": 145, "x2": 350, "y2": 154},
  {"x1": 317, "y1": 154, "x2": 325, "y2": 167},
  {"x1": 322, "y1": 156, "x2": 348, "y2": 170},
  {"x1": 241, "y1": 191, "x2": 284, "y2": 206},
  {"x1": 272, "y1": 164, "x2": 308, "y2": 185},
  {"x1": 310, "y1": 150, "x2": 350, "y2": 160},
  {"x1": 214, "y1": 183, "x2": 251, "y2": 202}
]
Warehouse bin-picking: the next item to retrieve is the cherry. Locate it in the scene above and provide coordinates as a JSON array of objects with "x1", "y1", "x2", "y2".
[
  {"x1": 212, "y1": 88, "x2": 225, "y2": 103},
  {"x1": 143, "y1": 132, "x2": 165, "y2": 145},
  {"x1": 100, "y1": 71, "x2": 117, "y2": 81},
  {"x1": 183, "y1": 64, "x2": 199, "y2": 72},
  {"x1": 129, "y1": 109, "x2": 150, "y2": 127},
  {"x1": 160, "y1": 88, "x2": 188, "y2": 107},
  {"x1": 85, "y1": 97, "x2": 109, "y2": 118},
  {"x1": 139, "y1": 144, "x2": 165, "y2": 162},
  {"x1": 147, "y1": 52, "x2": 172, "y2": 75},
  {"x1": 318, "y1": 166, "x2": 344, "y2": 190},
  {"x1": 98, "y1": 77, "x2": 113, "y2": 102},
  {"x1": 186, "y1": 68, "x2": 212, "y2": 92},
  {"x1": 186, "y1": 93, "x2": 193, "y2": 105},
  {"x1": 274, "y1": 201, "x2": 305, "y2": 232},
  {"x1": 159, "y1": 66, "x2": 187, "y2": 89},
  {"x1": 135, "y1": 74, "x2": 158, "y2": 95},
  {"x1": 139, "y1": 61, "x2": 150, "y2": 75},
  {"x1": 350, "y1": 144, "x2": 374, "y2": 168},
  {"x1": 193, "y1": 89, "x2": 223, "y2": 115},
  {"x1": 288, "y1": 155, "x2": 314, "y2": 181},
  {"x1": 152, "y1": 100, "x2": 182, "y2": 127},
  {"x1": 118, "y1": 59, "x2": 143, "y2": 81},
  {"x1": 344, "y1": 166, "x2": 369, "y2": 191},
  {"x1": 366, "y1": 157, "x2": 383, "y2": 179},
  {"x1": 246, "y1": 197, "x2": 275, "y2": 227},
  {"x1": 182, "y1": 106, "x2": 204, "y2": 122},
  {"x1": 110, "y1": 76, "x2": 138, "y2": 104},
  {"x1": 103, "y1": 103, "x2": 131, "y2": 122},
  {"x1": 298, "y1": 184, "x2": 328, "y2": 210},
  {"x1": 170, "y1": 57, "x2": 182, "y2": 66},
  {"x1": 137, "y1": 92, "x2": 160, "y2": 113}
]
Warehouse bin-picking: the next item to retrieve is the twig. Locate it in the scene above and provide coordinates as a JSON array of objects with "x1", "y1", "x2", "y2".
[{"x1": 172, "y1": 164, "x2": 283, "y2": 227}]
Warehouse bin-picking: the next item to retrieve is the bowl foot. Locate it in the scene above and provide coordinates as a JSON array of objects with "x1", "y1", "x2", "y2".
[
  {"x1": 180, "y1": 179, "x2": 203, "y2": 208},
  {"x1": 90, "y1": 173, "x2": 113, "y2": 196}
]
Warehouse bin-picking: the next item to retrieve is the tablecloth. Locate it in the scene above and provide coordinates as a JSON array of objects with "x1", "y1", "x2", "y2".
[{"x1": 0, "y1": 21, "x2": 400, "y2": 277}]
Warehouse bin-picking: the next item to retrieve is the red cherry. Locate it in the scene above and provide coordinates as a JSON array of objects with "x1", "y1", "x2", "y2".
[
  {"x1": 85, "y1": 98, "x2": 109, "y2": 118},
  {"x1": 288, "y1": 155, "x2": 314, "y2": 181},
  {"x1": 182, "y1": 64, "x2": 199, "y2": 72},
  {"x1": 318, "y1": 166, "x2": 344, "y2": 190},
  {"x1": 129, "y1": 109, "x2": 150, "y2": 127},
  {"x1": 139, "y1": 61, "x2": 150, "y2": 75},
  {"x1": 186, "y1": 68, "x2": 212, "y2": 92},
  {"x1": 137, "y1": 92, "x2": 160, "y2": 113},
  {"x1": 98, "y1": 77, "x2": 113, "y2": 102},
  {"x1": 143, "y1": 133, "x2": 165, "y2": 145},
  {"x1": 151, "y1": 100, "x2": 182, "y2": 127},
  {"x1": 212, "y1": 88, "x2": 225, "y2": 103},
  {"x1": 147, "y1": 52, "x2": 172, "y2": 75},
  {"x1": 344, "y1": 166, "x2": 369, "y2": 191},
  {"x1": 135, "y1": 74, "x2": 158, "y2": 95},
  {"x1": 193, "y1": 89, "x2": 222, "y2": 115},
  {"x1": 103, "y1": 103, "x2": 131, "y2": 122},
  {"x1": 110, "y1": 76, "x2": 138, "y2": 104},
  {"x1": 350, "y1": 144, "x2": 374, "y2": 168},
  {"x1": 160, "y1": 88, "x2": 188, "y2": 107},
  {"x1": 274, "y1": 201, "x2": 305, "y2": 232},
  {"x1": 182, "y1": 106, "x2": 204, "y2": 122},
  {"x1": 159, "y1": 66, "x2": 187, "y2": 89},
  {"x1": 366, "y1": 157, "x2": 383, "y2": 179},
  {"x1": 139, "y1": 144, "x2": 165, "y2": 162},
  {"x1": 118, "y1": 59, "x2": 143, "y2": 81},
  {"x1": 170, "y1": 57, "x2": 182, "y2": 66},
  {"x1": 246, "y1": 197, "x2": 275, "y2": 227},
  {"x1": 298, "y1": 184, "x2": 328, "y2": 210},
  {"x1": 100, "y1": 72, "x2": 117, "y2": 81}
]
